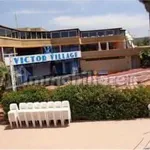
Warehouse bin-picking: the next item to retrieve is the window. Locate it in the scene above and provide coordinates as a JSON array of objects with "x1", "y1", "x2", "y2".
[
  {"x1": 6, "y1": 30, "x2": 12, "y2": 37},
  {"x1": 101, "y1": 43, "x2": 107, "y2": 50},
  {"x1": 37, "y1": 32, "x2": 41, "y2": 39},
  {"x1": 108, "y1": 42, "x2": 117, "y2": 50},
  {"x1": 98, "y1": 31, "x2": 105, "y2": 37},
  {"x1": 61, "y1": 31, "x2": 68, "y2": 38},
  {"x1": 0, "y1": 28, "x2": 6, "y2": 36},
  {"x1": 26, "y1": 32, "x2": 32, "y2": 39},
  {"x1": 52, "y1": 46, "x2": 60, "y2": 53},
  {"x1": 42, "y1": 32, "x2": 47, "y2": 38},
  {"x1": 69, "y1": 30, "x2": 77, "y2": 37},
  {"x1": 52, "y1": 32, "x2": 60, "y2": 38},
  {"x1": 89, "y1": 32, "x2": 97, "y2": 37},
  {"x1": 81, "y1": 32, "x2": 89, "y2": 38},
  {"x1": 21, "y1": 32, "x2": 26, "y2": 39},
  {"x1": 31, "y1": 32, "x2": 36, "y2": 39},
  {"x1": 106, "y1": 30, "x2": 114, "y2": 36},
  {"x1": 47, "y1": 32, "x2": 51, "y2": 38},
  {"x1": 81, "y1": 43, "x2": 98, "y2": 52}
]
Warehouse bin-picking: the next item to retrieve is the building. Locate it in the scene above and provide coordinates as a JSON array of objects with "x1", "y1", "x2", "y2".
[{"x1": 0, "y1": 25, "x2": 141, "y2": 85}]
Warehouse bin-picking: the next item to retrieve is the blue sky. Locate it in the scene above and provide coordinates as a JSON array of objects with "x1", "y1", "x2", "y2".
[{"x1": 0, "y1": 0, "x2": 149, "y2": 37}]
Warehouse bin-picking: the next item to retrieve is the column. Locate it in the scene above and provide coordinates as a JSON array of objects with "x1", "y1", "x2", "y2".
[
  {"x1": 98, "y1": 42, "x2": 101, "y2": 51},
  {"x1": 13, "y1": 47, "x2": 16, "y2": 56},
  {"x1": 59, "y1": 45, "x2": 62, "y2": 52},
  {"x1": 78, "y1": 45, "x2": 81, "y2": 51},
  {"x1": 106, "y1": 42, "x2": 109, "y2": 50},
  {"x1": 1, "y1": 47, "x2": 4, "y2": 61},
  {"x1": 62, "y1": 62, "x2": 66, "y2": 74}
]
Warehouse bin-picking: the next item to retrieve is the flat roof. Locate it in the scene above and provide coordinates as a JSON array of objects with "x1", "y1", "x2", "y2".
[{"x1": 0, "y1": 24, "x2": 125, "y2": 33}]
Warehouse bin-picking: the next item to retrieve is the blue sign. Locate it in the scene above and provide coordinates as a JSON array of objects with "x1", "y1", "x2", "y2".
[{"x1": 5, "y1": 51, "x2": 81, "y2": 66}]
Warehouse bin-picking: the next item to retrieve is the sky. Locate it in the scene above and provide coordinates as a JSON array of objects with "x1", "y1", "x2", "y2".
[{"x1": 0, "y1": 0, "x2": 149, "y2": 37}]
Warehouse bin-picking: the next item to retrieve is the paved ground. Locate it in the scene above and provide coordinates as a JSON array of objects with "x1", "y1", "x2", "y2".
[{"x1": 0, "y1": 119, "x2": 150, "y2": 149}]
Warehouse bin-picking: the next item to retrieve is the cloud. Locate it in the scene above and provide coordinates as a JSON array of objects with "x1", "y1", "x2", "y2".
[
  {"x1": 50, "y1": 14, "x2": 149, "y2": 37},
  {"x1": 13, "y1": 9, "x2": 67, "y2": 15}
]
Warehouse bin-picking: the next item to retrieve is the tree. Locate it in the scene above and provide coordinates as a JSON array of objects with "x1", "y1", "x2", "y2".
[
  {"x1": 0, "y1": 62, "x2": 9, "y2": 91},
  {"x1": 139, "y1": 0, "x2": 150, "y2": 13},
  {"x1": 140, "y1": 48, "x2": 150, "y2": 67},
  {"x1": 135, "y1": 37, "x2": 149, "y2": 46}
]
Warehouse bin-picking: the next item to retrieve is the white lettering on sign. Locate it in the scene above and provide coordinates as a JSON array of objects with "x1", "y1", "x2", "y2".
[{"x1": 4, "y1": 51, "x2": 81, "y2": 66}]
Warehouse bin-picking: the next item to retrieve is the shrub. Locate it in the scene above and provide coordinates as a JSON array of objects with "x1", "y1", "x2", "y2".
[
  {"x1": 1, "y1": 84, "x2": 150, "y2": 121},
  {"x1": 50, "y1": 84, "x2": 150, "y2": 121},
  {"x1": 1, "y1": 86, "x2": 51, "y2": 114}
]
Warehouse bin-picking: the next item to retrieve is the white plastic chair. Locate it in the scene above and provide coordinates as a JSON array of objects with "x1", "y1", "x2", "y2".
[
  {"x1": 18, "y1": 103, "x2": 28, "y2": 127},
  {"x1": 8, "y1": 103, "x2": 19, "y2": 128},
  {"x1": 47, "y1": 101, "x2": 55, "y2": 126},
  {"x1": 54, "y1": 101, "x2": 63, "y2": 126},
  {"x1": 33, "y1": 102, "x2": 42, "y2": 127},
  {"x1": 25, "y1": 102, "x2": 35, "y2": 127},
  {"x1": 61, "y1": 101, "x2": 71, "y2": 125},
  {"x1": 39, "y1": 102, "x2": 48, "y2": 126}
]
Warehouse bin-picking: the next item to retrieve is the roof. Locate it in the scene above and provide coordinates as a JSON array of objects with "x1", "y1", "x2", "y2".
[{"x1": 0, "y1": 24, "x2": 125, "y2": 33}]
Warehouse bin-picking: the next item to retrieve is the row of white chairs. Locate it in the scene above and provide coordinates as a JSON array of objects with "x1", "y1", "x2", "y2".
[{"x1": 8, "y1": 101, "x2": 71, "y2": 128}]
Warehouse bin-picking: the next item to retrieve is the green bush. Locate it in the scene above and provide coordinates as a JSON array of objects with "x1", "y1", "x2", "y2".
[
  {"x1": 50, "y1": 85, "x2": 150, "y2": 120},
  {"x1": 1, "y1": 86, "x2": 51, "y2": 114},
  {"x1": 1, "y1": 84, "x2": 150, "y2": 121}
]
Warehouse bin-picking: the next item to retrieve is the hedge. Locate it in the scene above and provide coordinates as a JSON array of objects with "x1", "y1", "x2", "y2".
[
  {"x1": 1, "y1": 84, "x2": 150, "y2": 121},
  {"x1": 1, "y1": 86, "x2": 51, "y2": 114}
]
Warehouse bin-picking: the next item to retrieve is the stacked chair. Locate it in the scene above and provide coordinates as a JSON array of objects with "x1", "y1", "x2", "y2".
[{"x1": 7, "y1": 101, "x2": 71, "y2": 128}]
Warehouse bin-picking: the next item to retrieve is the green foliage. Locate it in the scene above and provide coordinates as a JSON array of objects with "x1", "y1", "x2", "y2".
[
  {"x1": 1, "y1": 84, "x2": 150, "y2": 121},
  {"x1": 1, "y1": 86, "x2": 51, "y2": 114},
  {"x1": 140, "y1": 49, "x2": 150, "y2": 67},
  {"x1": 135, "y1": 37, "x2": 149, "y2": 46},
  {"x1": 50, "y1": 84, "x2": 150, "y2": 120}
]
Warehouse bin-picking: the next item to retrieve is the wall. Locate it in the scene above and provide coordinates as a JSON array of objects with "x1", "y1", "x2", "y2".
[{"x1": 80, "y1": 56, "x2": 132, "y2": 73}]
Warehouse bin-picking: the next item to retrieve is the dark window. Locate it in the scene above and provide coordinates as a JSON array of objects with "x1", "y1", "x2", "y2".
[
  {"x1": 47, "y1": 32, "x2": 51, "y2": 38},
  {"x1": 61, "y1": 31, "x2": 68, "y2": 38},
  {"x1": 89, "y1": 32, "x2": 97, "y2": 37},
  {"x1": 6, "y1": 30, "x2": 12, "y2": 37},
  {"x1": 12, "y1": 32, "x2": 16, "y2": 38},
  {"x1": 81, "y1": 43, "x2": 98, "y2": 52},
  {"x1": 106, "y1": 30, "x2": 114, "y2": 36},
  {"x1": 109, "y1": 42, "x2": 117, "y2": 49},
  {"x1": 42, "y1": 32, "x2": 47, "y2": 38},
  {"x1": 101, "y1": 43, "x2": 107, "y2": 50},
  {"x1": 0, "y1": 28, "x2": 6, "y2": 36},
  {"x1": 114, "y1": 29, "x2": 120, "y2": 35},
  {"x1": 21, "y1": 32, "x2": 26, "y2": 39},
  {"x1": 52, "y1": 46, "x2": 60, "y2": 53},
  {"x1": 82, "y1": 32, "x2": 89, "y2": 37},
  {"x1": 52, "y1": 32, "x2": 60, "y2": 38},
  {"x1": 61, "y1": 45, "x2": 70, "y2": 52},
  {"x1": 69, "y1": 31, "x2": 77, "y2": 37},
  {"x1": 31, "y1": 32, "x2": 36, "y2": 39},
  {"x1": 98, "y1": 31, "x2": 105, "y2": 37},
  {"x1": 26, "y1": 32, "x2": 32, "y2": 39},
  {"x1": 37, "y1": 32, "x2": 41, "y2": 39}
]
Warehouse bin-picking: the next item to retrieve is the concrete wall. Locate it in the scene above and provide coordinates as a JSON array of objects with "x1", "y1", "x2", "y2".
[{"x1": 80, "y1": 56, "x2": 132, "y2": 73}]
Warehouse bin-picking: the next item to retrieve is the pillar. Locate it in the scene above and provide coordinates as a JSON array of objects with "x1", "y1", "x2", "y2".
[
  {"x1": 106, "y1": 42, "x2": 109, "y2": 50},
  {"x1": 62, "y1": 62, "x2": 66, "y2": 74},
  {"x1": 78, "y1": 45, "x2": 81, "y2": 51},
  {"x1": 98, "y1": 42, "x2": 101, "y2": 51},
  {"x1": 1, "y1": 47, "x2": 4, "y2": 61},
  {"x1": 13, "y1": 47, "x2": 16, "y2": 56},
  {"x1": 59, "y1": 45, "x2": 62, "y2": 52}
]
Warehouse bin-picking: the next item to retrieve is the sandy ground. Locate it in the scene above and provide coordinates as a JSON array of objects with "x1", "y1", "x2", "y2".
[{"x1": 0, "y1": 119, "x2": 150, "y2": 149}]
